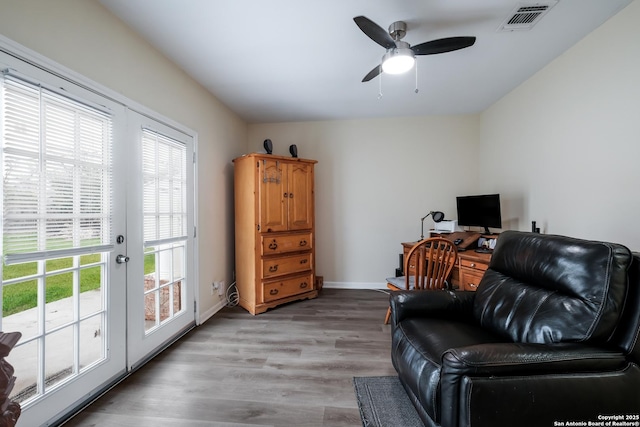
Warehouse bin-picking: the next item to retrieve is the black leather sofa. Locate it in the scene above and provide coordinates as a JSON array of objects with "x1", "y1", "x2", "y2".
[{"x1": 390, "y1": 231, "x2": 640, "y2": 427}]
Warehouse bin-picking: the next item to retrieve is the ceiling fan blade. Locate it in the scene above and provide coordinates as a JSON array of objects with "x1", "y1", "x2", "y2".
[
  {"x1": 362, "y1": 65, "x2": 382, "y2": 82},
  {"x1": 354, "y1": 16, "x2": 396, "y2": 49},
  {"x1": 411, "y1": 36, "x2": 476, "y2": 55}
]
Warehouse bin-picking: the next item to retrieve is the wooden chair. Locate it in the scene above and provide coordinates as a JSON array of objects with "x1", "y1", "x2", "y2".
[{"x1": 384, "y1": 237, "x2": 458, "y2": 324}]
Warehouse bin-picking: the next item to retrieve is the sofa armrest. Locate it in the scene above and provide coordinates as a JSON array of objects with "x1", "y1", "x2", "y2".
[
  {"x1": 442, "y1": 342, "x2": 626, "y2": 377},
  {"x1": 440, "y1": 343, "x2": 635, "y2": 427},
  {"x1": 390, "y1": 290, "x2": 476, "y2": 325}
]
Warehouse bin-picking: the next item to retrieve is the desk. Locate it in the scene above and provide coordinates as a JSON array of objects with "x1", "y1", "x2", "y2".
[{"x1": 401, "y1": 232, "x2": 494, "y2": 291}]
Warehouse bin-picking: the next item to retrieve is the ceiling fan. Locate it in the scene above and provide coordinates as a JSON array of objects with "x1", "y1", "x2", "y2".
[{"x1": 354, "y1": 16, "x2": 476, "y2": 82}]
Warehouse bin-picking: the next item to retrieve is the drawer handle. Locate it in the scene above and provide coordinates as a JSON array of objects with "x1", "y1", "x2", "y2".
[
  {"x1": 300, "y1": 259, "x2": 308, "y2": 264},
  {"x1": 269, "y1": 265, "x2": 278, "y2": 272},
  {"x1": 469, "y1": 283, "x2": 477, "y2": 288},
  {"x1": 470, "y1": 263, "x2": 476, "y2": 268},
  {"x1": 268, "y1": 241, "x2": 278, "y2": 250},
  {"x1": 284, "y1": 192, "x2": 288, "y2": 198},
  {"x1": 269, "y1": 289, "x2": 279, "y2": 295},
  {"x1": 300, "y1": 282, "x2": 308, "y2": 289},
  {"x1": 289, "y1": 193, "x2": 293, "y2": 198},
  {"x1": 299, "y1": 240, "x2": 308, "y2": 247}
]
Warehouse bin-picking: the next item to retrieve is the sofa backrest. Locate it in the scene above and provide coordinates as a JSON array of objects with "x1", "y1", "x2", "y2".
[{"x1": 473, "y1": 231, "x2": 632, "y2": 345}]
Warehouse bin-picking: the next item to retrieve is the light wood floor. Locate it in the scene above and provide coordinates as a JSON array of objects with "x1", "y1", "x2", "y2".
[{"x1": 63, "y1": 288, "x2": 395, "y2": 426}]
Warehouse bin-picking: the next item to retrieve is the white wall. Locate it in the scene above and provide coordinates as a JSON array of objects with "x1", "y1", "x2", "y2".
[
  {"x1": 0, "y1": 0, "x2": 248, "y2": 319},
  {"x1": 479, "y1": 0, "x2": 640, "y2": 250},
  {"x1": 248, "y1": 116, "x2": 480, "y2": 286}
]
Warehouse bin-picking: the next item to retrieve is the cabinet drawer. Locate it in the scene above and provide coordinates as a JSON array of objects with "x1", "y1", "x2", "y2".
[
  {"x1": 261, "y1": 232, "x2": 312, "y2": 255},
  {"x1": 262, "y1": 253, "x2": 312, "y2": 279},
  {"x1": 405, "y1": 253, "x2": 417, "y2": 276},
  {"x1": 460, "y1": 258, "x2": 489, "y2": 272},
  {"x1": 460, "y1": 269, "x2": 484, "y2": 291},
  {"x1": 263, "y1": 273, "x2": 314, "y2": 302}
]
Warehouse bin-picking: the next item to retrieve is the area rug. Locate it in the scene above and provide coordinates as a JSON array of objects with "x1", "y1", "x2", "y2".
[{"x1": 353, "y1": 376, "x2": 424, "y2": 427}]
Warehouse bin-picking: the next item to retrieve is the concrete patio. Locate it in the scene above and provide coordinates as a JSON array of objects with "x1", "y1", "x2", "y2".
[{"x1": 3, "y1": 290, "x2": 103, "y2": 401}]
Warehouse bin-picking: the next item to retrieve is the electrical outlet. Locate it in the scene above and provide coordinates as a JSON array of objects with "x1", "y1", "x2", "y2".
[
  {"x1": 211, "y1": 282, "x2": 216, "y2": 295},
  {"x1": 217, "y1": 281, "x2": 225, "y2": 297}
]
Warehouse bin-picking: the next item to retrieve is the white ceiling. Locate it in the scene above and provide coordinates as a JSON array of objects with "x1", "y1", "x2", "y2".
[{"x1": 99, "y1": 0, "x2": 632, "y2": 123}]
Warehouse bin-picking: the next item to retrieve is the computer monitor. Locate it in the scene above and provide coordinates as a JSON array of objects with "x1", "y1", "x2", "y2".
[{"x1": 456, "y1": 194, "x2": 502, "y2": 235}]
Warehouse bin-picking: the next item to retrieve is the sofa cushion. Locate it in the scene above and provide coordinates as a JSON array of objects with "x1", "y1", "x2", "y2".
[{"x1": 473, "y1": 231, "x2": 632, "y2": 344}]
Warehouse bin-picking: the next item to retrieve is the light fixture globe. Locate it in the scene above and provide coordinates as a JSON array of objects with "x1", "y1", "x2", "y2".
[{"x1": 381, "y1": 42, "x2": 415, "y2": 75}]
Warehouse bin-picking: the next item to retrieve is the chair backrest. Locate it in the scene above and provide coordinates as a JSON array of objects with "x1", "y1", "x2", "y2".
[
  {"x1": 473, "y1": 231, "x2": 632, "y2": 345},
  {"x1": 404, "y1": 237, "x2": 458, "y2": 290}
]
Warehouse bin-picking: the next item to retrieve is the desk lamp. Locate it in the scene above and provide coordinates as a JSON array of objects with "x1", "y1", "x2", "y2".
[{"x1": 421, "y1": 211, "x2": 445, "y2": 240}]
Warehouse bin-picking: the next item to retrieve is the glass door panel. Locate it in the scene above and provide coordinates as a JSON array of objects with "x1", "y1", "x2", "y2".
[
  {"x1": 125, "y1": 111, "x2": 195, "y2": 370},
  {"x1": 1, "y1": 55, "x2": 128, "y2": 426},
  {"x1": 144, "y1": 242, "x2": 185, "y2": 331}
]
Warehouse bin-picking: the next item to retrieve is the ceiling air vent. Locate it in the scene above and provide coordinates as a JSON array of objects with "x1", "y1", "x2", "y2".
[{"x1": 498, "y1": 1, "x2": 558, "y2": 32}]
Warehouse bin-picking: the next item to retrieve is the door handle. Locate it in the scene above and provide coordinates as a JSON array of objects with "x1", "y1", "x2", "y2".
[{"x1": 116, "y1": 254, "x2": 130, "y2": 264}]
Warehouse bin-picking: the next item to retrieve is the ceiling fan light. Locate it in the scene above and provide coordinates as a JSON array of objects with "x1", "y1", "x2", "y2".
[{"x1": 381, "y1": 49, "x2": 415, "y2": 74}]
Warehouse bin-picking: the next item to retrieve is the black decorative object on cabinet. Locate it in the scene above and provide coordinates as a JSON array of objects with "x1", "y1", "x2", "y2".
[{"x1": 263, "y1": 139, "x2": 273, "y2": 154}]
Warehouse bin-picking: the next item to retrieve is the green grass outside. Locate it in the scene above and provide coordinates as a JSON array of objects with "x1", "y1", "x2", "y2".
[{"x1": 2, "y1": 252, "x2": 156, "y2": 316}]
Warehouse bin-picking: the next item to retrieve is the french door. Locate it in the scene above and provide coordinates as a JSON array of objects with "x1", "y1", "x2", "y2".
[
  {"x1": 0, "y1": 47, "x2": 195, "y2": 426},
  {"x1": 0, "y1": 61, "x2": 129, "y2": 427},
  {"x1": 125, "y1": 111, "x2": 195, "y2": 370}
]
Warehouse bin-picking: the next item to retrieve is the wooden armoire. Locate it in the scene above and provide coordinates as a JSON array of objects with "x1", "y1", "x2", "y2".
[{"x1": 233, "y1": 153, "x2": 318, "y2": 314}]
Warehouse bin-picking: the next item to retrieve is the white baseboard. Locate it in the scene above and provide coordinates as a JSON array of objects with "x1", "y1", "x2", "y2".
[
  {"x1": 323, "y1": 281, "x2": 387, "y2": 290},
  {"x1": 198, "y1": 299, "x2": 226, "y2": 325}
]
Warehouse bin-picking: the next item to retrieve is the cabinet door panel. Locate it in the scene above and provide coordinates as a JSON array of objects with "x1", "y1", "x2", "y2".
[
  {"x1": 288, "y1": 162, "x2": 313, "y2": 230},
  {"x1": 259, "y1": 159, "x2": 287, "y2": 232}
]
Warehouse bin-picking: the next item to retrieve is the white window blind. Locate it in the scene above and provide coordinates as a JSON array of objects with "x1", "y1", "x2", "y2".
[
  {"x1": 142, "y1": 129, "x2": 187, "y2": 247},
  {"x1": 2, "y1": 75, "x2": 113, "y2": 264}
]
